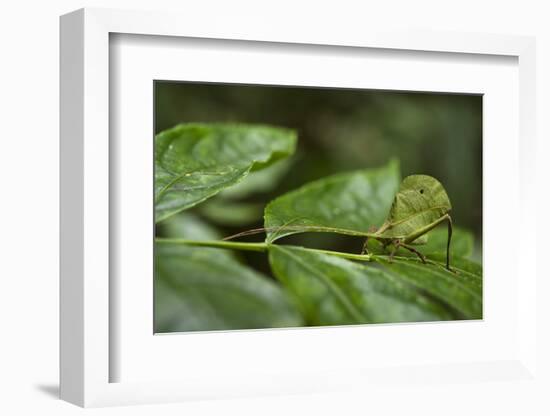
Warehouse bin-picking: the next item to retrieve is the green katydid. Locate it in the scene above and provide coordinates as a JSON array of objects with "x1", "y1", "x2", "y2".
[
  {"x1": 224, "y1": 174, "x2": 454, "y2": 270},
  {"x1": 360, "y1": 174, "x2": 453, "y2": 269}
]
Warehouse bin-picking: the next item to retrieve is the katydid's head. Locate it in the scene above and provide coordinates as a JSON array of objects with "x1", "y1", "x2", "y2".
[{"x1": 387, "y1": 175, "x2": 452, "y2": 223}]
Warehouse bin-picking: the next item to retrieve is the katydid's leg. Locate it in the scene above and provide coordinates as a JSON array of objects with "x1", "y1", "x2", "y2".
[
  {"x1": 388, "y1": 240, "x2": 400, "y2": 263},
  {"x1": 446, "y1": 215, "x2": 453, "y2": 271},
  {"x1": 400, "y1": 244, "x2": 427, "y2": 264},
  {"x1": 404, "y1": 213, "x2": 453, "y2": 271},
  {"x1": 361, "y1": 237, "x2": 369, "y2": 255}
]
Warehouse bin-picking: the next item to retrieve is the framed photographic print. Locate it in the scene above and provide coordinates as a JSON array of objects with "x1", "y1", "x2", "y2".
[
  {"x1": 60, "y1": 8, "x2": 538, "y2": 408},
  {"x1": 152, "y1": 81, "x2": 483, "y2": 335}
]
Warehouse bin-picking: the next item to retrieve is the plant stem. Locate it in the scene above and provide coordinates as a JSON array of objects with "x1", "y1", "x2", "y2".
[
  {"x1": 155, "y1": 238, "x2": 267, "y2": 252},
  {"x1": 155, "y1": 238, "x2": 373, "y2": 262}
]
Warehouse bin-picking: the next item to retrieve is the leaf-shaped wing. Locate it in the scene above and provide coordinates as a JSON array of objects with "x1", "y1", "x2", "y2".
[{"x1": 376, "y1": 174, "x2": 452, "y2": 239}]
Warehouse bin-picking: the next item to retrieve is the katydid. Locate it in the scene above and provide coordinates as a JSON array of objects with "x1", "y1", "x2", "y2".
[
  {"x1": 224, "y1": 175, "x2": 453, "y2": 270},
  {"x1": 360, "y1": 174, "x2": 453, "y2": 270}
]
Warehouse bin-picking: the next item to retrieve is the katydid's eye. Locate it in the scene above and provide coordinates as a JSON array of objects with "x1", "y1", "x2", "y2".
[{"x1": 419, "y1": 189, "x2": 424, "y2": 194}]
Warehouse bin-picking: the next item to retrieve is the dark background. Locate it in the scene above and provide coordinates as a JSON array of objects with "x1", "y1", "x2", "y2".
[{"x1": 155, "y1": 81, "x2": 482, "y2": 268}]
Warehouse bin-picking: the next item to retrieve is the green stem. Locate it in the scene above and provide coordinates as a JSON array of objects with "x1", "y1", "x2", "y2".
[
  {"x1": 155, "y1": 238, "x2": 373, "y2": 262},
  {"x1": 155, "y1": 238, "x2": 267, "y2": 252}
]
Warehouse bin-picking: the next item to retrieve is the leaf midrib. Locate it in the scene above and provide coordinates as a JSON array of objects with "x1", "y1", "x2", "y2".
[{"x1": 274, "y1": 246, "x2": 366, "y2": 323}]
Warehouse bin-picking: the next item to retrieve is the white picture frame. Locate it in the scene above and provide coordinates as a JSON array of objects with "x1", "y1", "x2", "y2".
[{"x1": 60, "y1": 7, "x2": 538, "y2": 408}]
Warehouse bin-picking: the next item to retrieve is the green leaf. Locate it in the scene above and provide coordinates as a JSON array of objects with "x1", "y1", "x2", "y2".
[
  {"x1": 268, "y1": 245, "x2": 456, "y2": 326},
  {"x1": 219, "y1": 158, "x2": 293, "y2": 200},
  {"x1": 155, "y1": 213, "x2": 303, "y2": 332},
  {"x1": 156, "y1": 212, "x2": 238, "y2": 259},
  {"x1": 376, "y1": 256, "x2": 482, "y2": 319},
  {"x1": 156, "y1": 244, "x2": 303, "y2": 332},
  {"x1": 199, "y1": 199, "x2": 263, "y2": 226},
  {"x1": 264, "y1": 160, "x2": 400, "y2": 242},
  {"x1": 157, "y1": 212, "x2": 224, "y2": 240},
  {"x1": 155, "y1": 123, "x2": 296, "y2": 223},
  {"x1": 427, "y1": 254, "x2": 482, "y2": 277}
]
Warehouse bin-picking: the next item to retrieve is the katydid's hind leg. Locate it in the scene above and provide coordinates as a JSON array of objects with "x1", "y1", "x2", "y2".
[
  {"x1": 401, "y1": 213, "x2": 454, "y2": 272},
  {"x1": 446, "y1": 215, "x2": 453, "y2": 271},
  {"x1": 400, "y1": 244, "x2": 427, "y2": 264}
]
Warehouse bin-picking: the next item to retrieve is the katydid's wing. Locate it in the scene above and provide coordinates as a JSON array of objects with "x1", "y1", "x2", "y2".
[{"x1": 376, "y1": 175, "x2": 451, "y2": 240}]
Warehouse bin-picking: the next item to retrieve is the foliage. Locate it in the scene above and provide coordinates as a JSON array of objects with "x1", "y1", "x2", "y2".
[
  {"x1": 155, "y1": 82, "x2": 483, "y2": 240},
  {"x1": 155, "y1": 123, "x2": 482, "y2": 332},
  {"x1": 264, "y1": 160, "x2": 400, "y2": 241},
  {"x1": 155, "y1": 123, "x2": 296, "y2": 223}
]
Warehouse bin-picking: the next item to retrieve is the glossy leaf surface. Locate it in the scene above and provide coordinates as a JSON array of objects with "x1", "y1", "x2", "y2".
[
  {"x1": 155, "y1": 123, "x2": 296, "y2": 223},
  {"x1": 155, "y1": 215, "x2": 303, "y2": 332},
  {"x1": 376, "y1": 256, "x2": 482, "y2": 319},
  {"x1": 268, "y1": 245, "x2": 459, "y2": 326},
  {"x1": 264, "y1": 160, "x2": 400, "y2": 242}
]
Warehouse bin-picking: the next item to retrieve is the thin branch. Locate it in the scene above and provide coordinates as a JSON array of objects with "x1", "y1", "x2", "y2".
[{"x1": 155, "y1": 238, "x2": 374, "y2": 262}]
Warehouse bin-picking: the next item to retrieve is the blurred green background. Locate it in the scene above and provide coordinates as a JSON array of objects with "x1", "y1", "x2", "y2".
[{"x1": 154, "y1": 81, "x2": 482, "y2": 268}]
